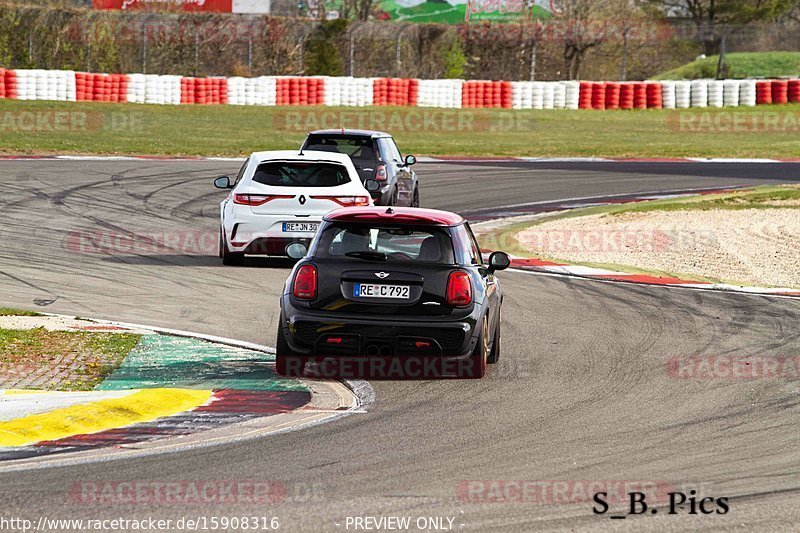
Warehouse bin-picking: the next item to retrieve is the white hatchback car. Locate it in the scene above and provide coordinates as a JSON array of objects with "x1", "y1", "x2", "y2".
[{"x1": 214, "y1": 150, "x2": 375, "y2": 265}]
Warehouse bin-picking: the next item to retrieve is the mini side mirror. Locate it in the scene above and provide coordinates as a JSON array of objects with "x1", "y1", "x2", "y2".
[
  {"x1": 364, "y1": 179, "x2": 382, "y2": 193},
  {"x1": 214, "y1": 176, "x2": 232, "y2": 189},
  {"x1": 404, "y1": 154, "x2": 417, "y2": 166},
  {"x1": 488, "y1": 251, "x2": 511, "y2": 272},
  {"x1": 286, "y1": 243, "x2": 308, "y2": 260}
]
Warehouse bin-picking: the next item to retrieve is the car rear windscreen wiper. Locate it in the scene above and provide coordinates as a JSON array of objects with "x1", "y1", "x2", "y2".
[{"x1": 345, "y1": 251, "x2": 387, "y2": 261}]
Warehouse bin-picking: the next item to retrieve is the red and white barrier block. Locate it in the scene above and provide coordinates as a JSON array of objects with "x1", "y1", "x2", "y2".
[
  {"x1": 417, "y1": 80, "x2": 462, "y2": 109},
  {"x1": 227, "y1": 76, "x2": 277, "y2": 106},
  {"x1": 322, "y1": 77, "x2": 373, "y2": 107},
  {"x1": 1, "y1": 67, "x2": 799, "y2": 111}
]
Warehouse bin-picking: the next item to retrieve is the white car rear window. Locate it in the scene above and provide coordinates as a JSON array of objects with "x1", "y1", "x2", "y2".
[{"x1": 252, "y1": 162, "x2": 351, "y2": 187}]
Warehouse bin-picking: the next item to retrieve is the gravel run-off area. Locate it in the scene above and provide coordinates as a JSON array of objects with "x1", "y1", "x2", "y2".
[{"x1": 516, "y1": 207, "x2": 800, "y2": 289}]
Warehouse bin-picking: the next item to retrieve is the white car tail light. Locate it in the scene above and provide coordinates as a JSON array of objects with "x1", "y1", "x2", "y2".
[
  {"x1": 233, "y1": 194, "x2": 294, "y2": 206},
  {"x1": 310, "y1": 196, "x2": 371, "y2": 207}
]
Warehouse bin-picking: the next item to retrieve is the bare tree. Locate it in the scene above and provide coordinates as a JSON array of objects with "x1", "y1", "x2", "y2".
[
  {"x1": 340, "y1": 0, "x2": 374, "y2": 21},
  {"x1": 645, "y1": 0, "x2": 797, "y2": 55},
  {"x1": 550, "y1": 0, "x2": 619, "y2": 79}
]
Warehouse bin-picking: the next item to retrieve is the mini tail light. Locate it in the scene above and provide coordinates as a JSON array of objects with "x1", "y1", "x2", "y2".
[
  {"x1": 310, "y1": 195, "x2": 371, "y2": 207},
  {"x1": 234, "y1": 194, "x2": 293, "y2": 206},
  {"x1": 375, "y1": 164, "x2": 387, "y2": 181},
  {"x1": 293, "y1": 264, "x2": 317, "y2": 300},
  {"x1": 446, "y1": 271, "x2": 472, "y2": 307}
]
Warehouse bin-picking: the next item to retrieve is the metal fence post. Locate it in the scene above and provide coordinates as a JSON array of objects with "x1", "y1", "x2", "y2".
[
  {"x1": 349, "y1": 25, "x2": 357, "y2": 77},
  {"x1": 249, "y1": 36, "x2": 253, "y2": 76},
  {"x1": 620, "y1": 24, "x2": 630, "y2": 82},
  {"x1": 142, "y1": 25, "x2": 148, "y2": 74},
  {"x1": 395, "y1": 26, "x2": 404, "y2": 77},
  {"x1": 194, "y1": 28, "x2": 200, "y2": 77}
]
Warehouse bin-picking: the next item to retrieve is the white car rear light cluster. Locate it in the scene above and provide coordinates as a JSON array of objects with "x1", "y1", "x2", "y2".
[
  {"x1": 310, "y1": 196, "x2": 371, "y2": 207},
  {"x1": 233, "y1": 194, "x2": 293, "y2": 206}
]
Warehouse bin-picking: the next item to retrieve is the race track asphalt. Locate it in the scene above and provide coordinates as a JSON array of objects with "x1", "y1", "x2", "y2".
[{"x1": 0, "y1": 159, "x2": 799, "y2": 531}]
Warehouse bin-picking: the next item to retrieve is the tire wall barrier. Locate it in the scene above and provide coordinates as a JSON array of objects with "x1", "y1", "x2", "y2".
[
  {"x1": 510, "y1": 81, "x2": 571, "y2": 110},
  {"x1": 790, "y1": 80, "x2": 800, "y2": 103},
  {"x1": 276, "y1": 77, "x2": 323, "y2": 106},
  {"x1": 461, "y1": 81, "x2": 512, "y2": 108},
  {"x1": 322, "y1": 77, "x2": 373, "y2": 107},
  {"x1": 417, "y1": 79, "x2": 462, "y2": 109},
  {"x1": 373, "y1": 78, "x2": 418, "y2": 106},
  {"x1": 1, "y1": 68, "x2": 799, "y2": 111}
]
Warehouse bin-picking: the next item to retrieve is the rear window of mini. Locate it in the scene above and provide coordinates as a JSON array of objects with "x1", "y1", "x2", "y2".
[{"x1": 314, "y1": 223, "x2": 456, "y2": 264}]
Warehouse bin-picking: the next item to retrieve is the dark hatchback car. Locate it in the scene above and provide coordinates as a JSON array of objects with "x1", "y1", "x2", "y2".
[
  {"x1": 276, "y1": 207, "x2": 511, "y2": 379},
  {"x1": 301, "y1": 130, "x2": 419, "y2": 207}
]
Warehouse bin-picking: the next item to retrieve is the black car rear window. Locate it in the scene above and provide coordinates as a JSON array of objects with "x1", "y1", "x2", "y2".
[
  {"x1": 252, "y1": 162, "x2": 350, "y2": 187},
  {"x1": 304, "y1": 136, "x2": 377, "y2": 161},
  {"x1": 314, "y1": 223, "x2": 455, "y2": 264}
]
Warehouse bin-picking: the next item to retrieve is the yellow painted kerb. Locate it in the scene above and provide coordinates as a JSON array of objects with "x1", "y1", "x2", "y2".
[{"x1": 0, "y1": 388, "x2": 212, "y2": 447}]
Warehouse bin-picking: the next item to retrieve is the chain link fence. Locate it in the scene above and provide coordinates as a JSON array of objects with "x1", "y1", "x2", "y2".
[{"x1": 2, "y1": 5, "x2": 800, "y2": 81}]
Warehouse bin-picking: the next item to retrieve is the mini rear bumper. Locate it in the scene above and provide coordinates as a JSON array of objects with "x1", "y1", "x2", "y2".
[{"x1": 280, "y1": 295, "x2": 480, "y2": 359}]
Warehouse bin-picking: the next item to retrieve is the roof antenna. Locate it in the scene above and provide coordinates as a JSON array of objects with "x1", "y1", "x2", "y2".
[{"x1": 298, "y1": 146, "x2": 304, "y2": 156}]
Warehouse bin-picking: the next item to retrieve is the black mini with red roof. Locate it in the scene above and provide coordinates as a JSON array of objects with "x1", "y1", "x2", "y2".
[{"x1": 277, "y1": 207, "x2": 510, "y2": 378}]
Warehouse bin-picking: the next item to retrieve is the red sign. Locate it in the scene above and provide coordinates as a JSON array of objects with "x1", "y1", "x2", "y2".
[{"x1": 92, "y1": 0, "x2": 234, "y2": 12}]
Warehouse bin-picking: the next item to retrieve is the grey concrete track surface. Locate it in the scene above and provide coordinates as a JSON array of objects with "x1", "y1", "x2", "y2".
[{"x1": 0, "y1": 160, "x2": 799, "y2": 531}]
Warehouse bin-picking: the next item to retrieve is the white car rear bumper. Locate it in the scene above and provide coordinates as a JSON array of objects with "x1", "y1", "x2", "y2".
[{"x1": 224, "y1": 211, "x2": 321, "y2": 254}]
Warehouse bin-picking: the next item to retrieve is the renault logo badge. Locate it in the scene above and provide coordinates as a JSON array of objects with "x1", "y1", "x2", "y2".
[{"x1": 299, "y1": 195, "x2": 306, "y2": 205}]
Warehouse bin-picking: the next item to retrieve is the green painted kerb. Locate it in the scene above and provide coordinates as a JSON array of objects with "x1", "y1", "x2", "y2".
[{"x1": 97, "y1": 334, "x2": 308, "y2": 392}]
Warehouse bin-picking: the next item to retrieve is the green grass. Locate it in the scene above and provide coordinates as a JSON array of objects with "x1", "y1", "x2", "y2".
[
  {"x1": 0, "y1": 308, "x2": 43, "y2": 316},
  {"x1": 2, "y1": 99, "x2": 800, "y2": 158},
  {"x1": 654, "y1": 51, "x2": 800, "y2": 80},
  {"x1": 617, "y1": 185, "x2": 800, "y2": 214},
  {"x1": 0, "y1": 328, "x2": 140, "y2": 391},
  {"x1": 502, "y1": 185, "x2": 799, "y2": 225}
]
